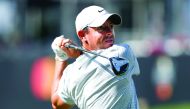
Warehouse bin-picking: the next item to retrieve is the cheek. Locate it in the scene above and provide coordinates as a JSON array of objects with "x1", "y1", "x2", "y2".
[
  {"x1": 88, "y1": 32, "x2": 102, "y2": 42},
  {"x1": 93, "y1": 33, "x2": 103, "y2": 44}
]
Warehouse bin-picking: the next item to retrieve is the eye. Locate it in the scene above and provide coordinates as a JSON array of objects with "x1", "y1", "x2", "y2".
[
  {"x1": 93, "y1": 26, "x2": 103, "y2": 32},
  {"x1": 95, "y1": 24, "x2": 113, "y2": 32}
]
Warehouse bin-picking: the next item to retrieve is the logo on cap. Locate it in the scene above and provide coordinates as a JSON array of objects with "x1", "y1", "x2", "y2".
[{"x1": 98, "y1": 9, "x2": 104, "y2": 13}]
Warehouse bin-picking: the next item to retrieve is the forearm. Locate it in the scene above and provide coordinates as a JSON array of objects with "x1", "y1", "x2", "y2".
[
  {"x1": 51, "y1": 60, "x2": 72, "y2": 109},
  {"x1": 51, "y1": 60, "x2": 68, "y2": 96}
]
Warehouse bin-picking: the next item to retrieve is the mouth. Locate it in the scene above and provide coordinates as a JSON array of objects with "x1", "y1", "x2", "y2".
[{"x1": 104, "y1": 38, "x2": 114, "y2": 45}]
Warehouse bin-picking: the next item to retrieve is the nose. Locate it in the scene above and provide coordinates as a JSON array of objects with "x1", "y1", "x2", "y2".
[
  {"x1": 105, "y1": 28, "x2": 113, "y2": 37},
  {"x1": 106, "y1": 31, "x2": 112, "y2": 37}
]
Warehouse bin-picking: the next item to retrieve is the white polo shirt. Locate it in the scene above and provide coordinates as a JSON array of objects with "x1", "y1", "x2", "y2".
[{"x1": 57, "y1": 44, "x2": 140, "y2": 109}]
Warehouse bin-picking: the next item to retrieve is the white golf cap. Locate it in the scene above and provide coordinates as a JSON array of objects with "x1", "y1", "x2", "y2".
[{"x1": 75, "y1": 5, "x2": 121, "y2": 33}]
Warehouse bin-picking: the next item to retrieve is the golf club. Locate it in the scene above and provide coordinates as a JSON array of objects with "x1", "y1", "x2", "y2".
[{"x1": 65, "y1": 43, "x2": 129, "y2": 76}]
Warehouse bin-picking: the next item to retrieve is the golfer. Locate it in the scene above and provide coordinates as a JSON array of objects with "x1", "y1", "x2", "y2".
[{"x1": 51, "y1": 5, "x2": 140, "y2": 109}]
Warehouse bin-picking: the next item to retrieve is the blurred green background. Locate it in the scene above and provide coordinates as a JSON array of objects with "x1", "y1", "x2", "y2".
[{"x1": 0, "y1": 0, "x2": 190, "y2": 109}]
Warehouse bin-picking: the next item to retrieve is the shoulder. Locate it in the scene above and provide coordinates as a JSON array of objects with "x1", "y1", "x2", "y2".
[
  {"x1": 110, "y1": 44, "x2": 131, "y2": 52},
  {"x1": 110, "y1": 44, "x2": 133, "y2": 56}
]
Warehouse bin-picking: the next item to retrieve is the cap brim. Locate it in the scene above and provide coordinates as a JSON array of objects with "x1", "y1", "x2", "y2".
[{"x1": 89, "y1": 13, "x2": 121, "y2": 27}]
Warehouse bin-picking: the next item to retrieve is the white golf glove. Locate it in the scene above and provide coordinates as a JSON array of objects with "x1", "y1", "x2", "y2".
[{"x1": 51, "y1": 35, "x2": 69, "y2": 61}]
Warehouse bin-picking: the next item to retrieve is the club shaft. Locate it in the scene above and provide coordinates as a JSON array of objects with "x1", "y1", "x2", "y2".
[{"x1": 65, "y1": 43, "x2": 109, "y2": 59}]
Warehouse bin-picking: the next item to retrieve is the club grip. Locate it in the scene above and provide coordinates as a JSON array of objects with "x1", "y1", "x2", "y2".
[{"x1": 65, "y1": 43, "x2": 84, "y2": 51}]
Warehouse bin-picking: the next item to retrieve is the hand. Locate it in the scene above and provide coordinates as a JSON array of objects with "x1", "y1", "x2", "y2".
[
  {"x1": 51, "y1": 35, "x2": 81, "y2": 61},
  {"x1": 51, "y1": 35, "x2": 69, "y2": 61}
]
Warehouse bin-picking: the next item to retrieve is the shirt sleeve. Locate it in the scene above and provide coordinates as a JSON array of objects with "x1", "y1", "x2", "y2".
[{"x1": 120, "y1": 44, "x2": 140, "y2": 76}]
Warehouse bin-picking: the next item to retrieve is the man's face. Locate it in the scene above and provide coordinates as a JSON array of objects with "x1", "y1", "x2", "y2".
[{"x1": 83, "y1": 20, "x2": 115, "y2": 50}]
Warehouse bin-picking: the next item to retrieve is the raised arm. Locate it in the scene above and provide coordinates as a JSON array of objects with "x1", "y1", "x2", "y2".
[{"x1": 50, "y1": 35, "x2": 81, "y2": 109}]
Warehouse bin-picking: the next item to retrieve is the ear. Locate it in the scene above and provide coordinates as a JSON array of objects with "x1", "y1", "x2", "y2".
[
  {"x1": 77, "y1": 30, "x2": 85, "y2": 39},
  {"x1": 77, "y1": 30, "x2": 88, "y2": 45}
]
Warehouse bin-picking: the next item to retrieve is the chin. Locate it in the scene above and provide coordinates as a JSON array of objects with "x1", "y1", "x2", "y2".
[{"x1": 103, "y1": 44, "x2": 113, "y2": 49}]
